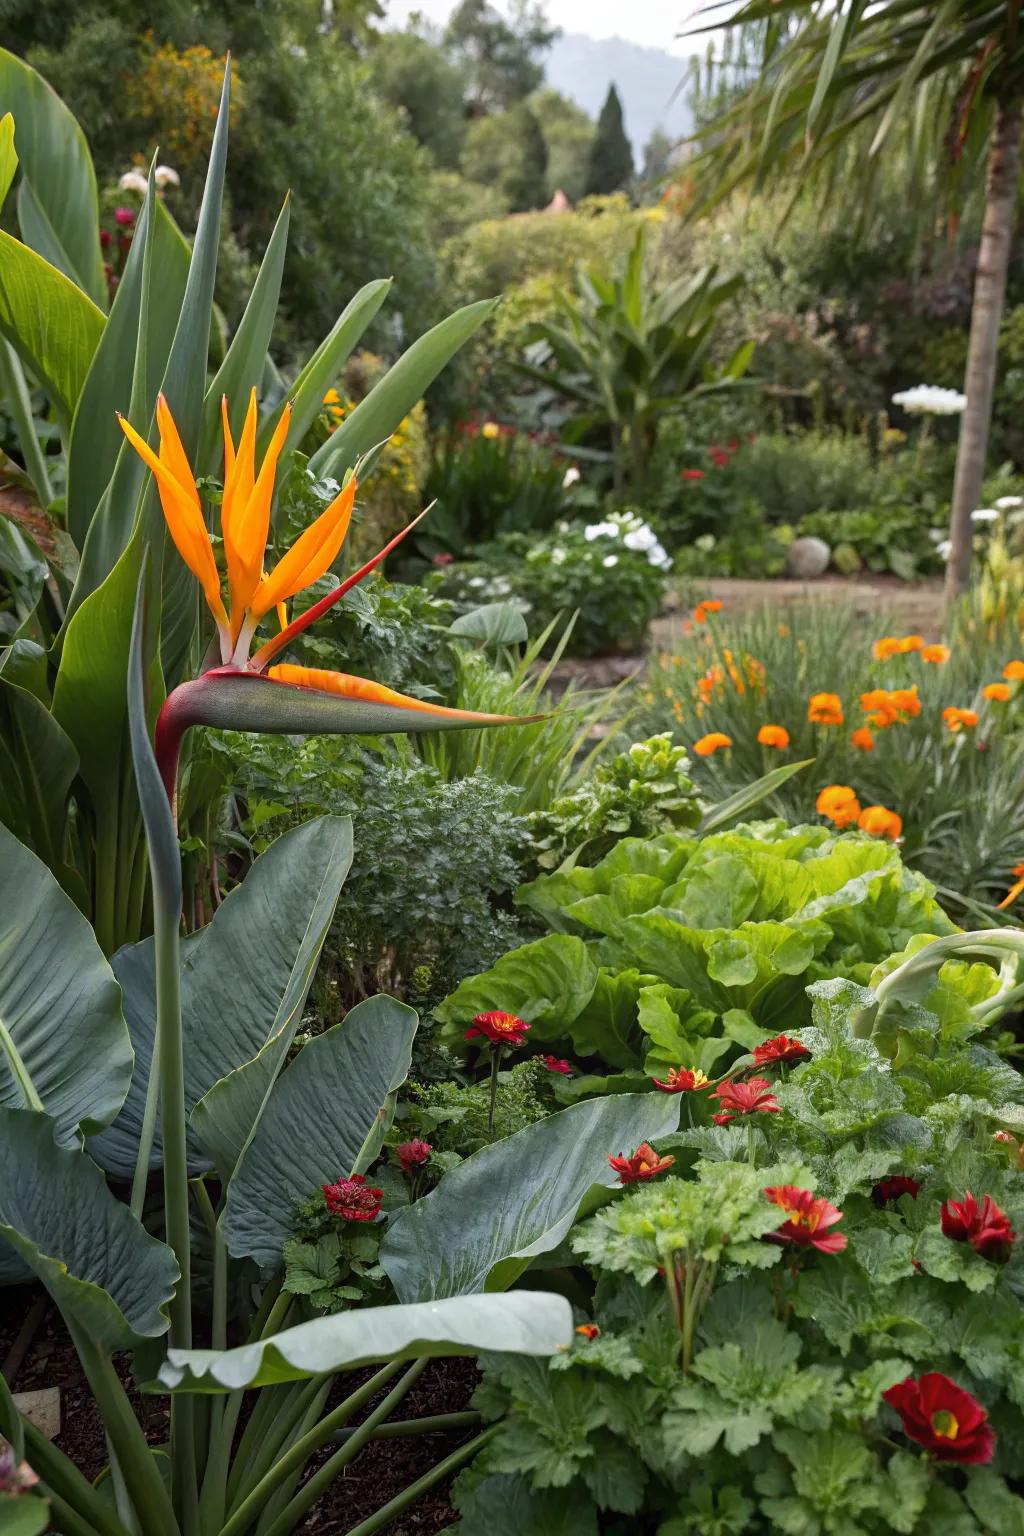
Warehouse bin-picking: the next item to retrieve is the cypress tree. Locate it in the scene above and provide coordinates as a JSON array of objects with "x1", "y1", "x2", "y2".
[{"x1": 585, "y1": 84, "x2": 634, "y2": 196}]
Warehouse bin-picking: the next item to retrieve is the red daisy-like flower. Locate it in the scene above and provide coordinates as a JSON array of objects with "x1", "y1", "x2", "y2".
[
  {"x1": 394, "y1": 1139, "x2": 432, "y2": 1173},
  {"x1": 652, "y1": 1066, "x2": 710, "y2": 1093},
  {"x1": 540, "y1": 1055, "x2": 572, "y2": 1075},
  {"x1": 575, "y1": 1323, "x2": 600, "y2": 1340},
  {"x1": 940, "y1": 1191, "x2": 1016, "y2": 1262},
  {"x1": 883, "y1": 1373, "x2": 995, "y2": 1464},
  {"x1": 873, "y1": 1175, "x2": 922, "y2": 1206},
  {"x1": 322, "y1": 1174, "x2": 383, "y2": 1222},
  {"x1": 711, "y1": 1076, "x2": 781, "y2": 1125},
  {"x1": 753, "y1": 1033, "x2": 810, "y2": 1067},
  {"x1": 764, "y1": 1185, "x2": 847, "y2": 1254},
  {"x1": 608, "y1": 1143, "x2": 675, "y2": 1185},
  {"x1": 465, "y1": 1011, "x2": 531, "y2": 1048}
]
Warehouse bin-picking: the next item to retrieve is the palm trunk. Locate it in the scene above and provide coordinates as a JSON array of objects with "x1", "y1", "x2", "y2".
[{"x1": 945, "y1": 96, "x2": 1022, "y2": 605}]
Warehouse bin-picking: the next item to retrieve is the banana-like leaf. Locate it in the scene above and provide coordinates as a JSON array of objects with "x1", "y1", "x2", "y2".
[
  {"x1": 0, "y1": 1109, "x2": 177, "y2": 1348},
  {"x1": 0, "y1": 676, "x2": 80, "y2": 897},
  {"x1": 88, "y1": 816, "x2": 354, "y2": 1178},
  {"x1": 0, "y1": 226, "x2": 105, "y2": 429},
  {"x1": 697, "y1": 758, "x2": 813, "y2": 835},
  {"x1": 67, "y1": 195, "x2": 190, "y2": 551},
  {"x1": 0, "y1": 823, "x2": 130, "y2": 1144},
  {"x1": 0, "y1": 111, "x2": 14, "y2": 204},
  {"x1": 381, "y1": 1093, "x2": 680, "y2": 1302},
  {"x1": 158, "y1": 1291, "x2": 572, "y2": 1392},
  {"x1": 308, "y1": 297, "x2": 499, "y2": 481},
  {"x1": 202, "y1": 197, "x2": 291, "y2": 471},
  {"x1": 221, "y1": 994, "x2": 418, "y2": 1267},
  {"x1": 0, "y1": 50, "x2": 106, "y2": 306},
  {"x1": 0, "y1": 1494, "x2": 49, "y2": 1535}
]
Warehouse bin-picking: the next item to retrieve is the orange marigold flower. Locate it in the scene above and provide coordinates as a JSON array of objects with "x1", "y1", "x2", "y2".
[
  {"x1": 857, "y1": 804, "x2": 903, "y2": 840},
  {"x1": 984, "y1": 682, "x2": 1011, "y2": 702},
  {"x1": 608, "y1": 1143, "x2": 675, "y2": 1184},
  {"x1": 1003, "y1": 660, "x2": 1024, "y2": 680},
  {"x1": 652, "y1": 1066, "x2": 711, "y2": 1093},
  {"x1": 757, "y1": 723, "x2": 790, "y2": 749},
  {"x1": 922, "y1": 644, "x2": 950, "y2": 664},
  {"x1": 693, "y1": 731, "x2": 732, "y2": 756},
  {"x1": 807, "y1": 691, "x2": 844, "y2": 725},
  {"x1": 899, "y1": 635, "x2": 924, "y2": 653},
  {"x1": 943, "y1": 706, "x2": 979, "y2": 733},
  {"x1": 873, "y1": 636, "x2": 903, "y2": 660},
  {"x1": 694, "y1": 599, "x2": 723, "y2": 624},
  {"x1": 764, "y1": 1185, "x2": 847, "y2": 1254},
  {"x1": 889, "y1": 686, "x2": 921, "y2": 718},
  {"x1": 815, "y1": 784, "x2": 861, "y2": 828},
  {"x1": 850, "y1": 726, "x2": 876, "y2": 752}
]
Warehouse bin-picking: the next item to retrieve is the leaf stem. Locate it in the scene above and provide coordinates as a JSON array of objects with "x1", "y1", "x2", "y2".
[
  {"x1": 487, "y1": 1048, "x2": 501, "y2": 1139},
  {"x1": 341, "y1": 1424, "x2": 500, "y2": 1536}
]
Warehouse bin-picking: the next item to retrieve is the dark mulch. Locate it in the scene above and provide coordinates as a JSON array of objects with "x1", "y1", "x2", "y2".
[{"x1": 2, "y1": 1284, "x2": 478, "y2": 1535}]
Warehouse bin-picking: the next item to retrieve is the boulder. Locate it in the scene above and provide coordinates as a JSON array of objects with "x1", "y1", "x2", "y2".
[{"x1": 784, "y1": 536, "x2": 831, "y2": 579}]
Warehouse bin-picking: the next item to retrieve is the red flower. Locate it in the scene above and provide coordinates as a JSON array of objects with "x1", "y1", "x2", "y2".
[
  {"x1": 431, "y1": 552, "x2": 454, "y2": 566},
  {"x1": 652, "y1": 1066, "x2": 710, "y2": 1093},
  {"x1": 465, "y1": 1011, "x2": 531, "y2": 1048},
  {"x1": 753, "y1": 1033, "x2": 810, "y2": 1067},
  {"x1": 873, "y1": 1175, "x2": 921, "y2": 1206},
  {"x1": 883, "y1": 1374, "x2": 995, "y2": 1464},
  {"x1": 764, "y1": 1185, "x2": 847, "y2": 1253},
  {"x1": 940, "y1": 1191, "x2": 1016, "y2": 1262},
  {"x1": 394, "y1": 1139, "x2": 432, "y2": 1173},
  {"x1": 681, "y1": 468, "x2": 705, "y2": 481},
  {"x1": 710, "y1": 448, "x2": 730, "y2": 467},
  {"x1": 100, "y1": 228, "x2": 112, "y2": 249},
  {"x1": 575, "y1": 1323, "x2": 600, "y2": 1340},
  {"x1": 540, "y1": 1055, "x2": 572, "y2": 1074},
  {"x1": 322, "y1": 1174, "x2": 383, "y2": 1221},
  {"x1": 711, "y1": 1076, "x2": 781, "y2": 1124},
  {"x1": 608, "y1": 1143, "x2": 675, "y2": 1184},
  {"x1": 114, "y1": 206, "x2": 136, "y2": 227}
]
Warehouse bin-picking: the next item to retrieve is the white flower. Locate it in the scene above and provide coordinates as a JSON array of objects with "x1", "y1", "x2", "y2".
[
  {"x1": 623, "y1": 526, "x2": 657, "y2": 553},
  {"x1": 154, "y1": 164, "x2": 181, "y2": 189},
  {"x1": 695, "y1": 533, "x2": 717, "y2": 551},
  {"x1": 937, "y1": 540, "x2": 952, "y2": 560},
  {"x1": 927, "y1": 528, "x2": 945, "y2": 544},
  {"x1": 995, "y1": 496, "x2": 1024, "y2": 509},
  {"x1": 118, "y1": 169, "x2": 149, "y2": 195},
  {"x1": 584, "y1": 521, "x2": 619, "y2": 542},
  {"x1": 468, "y1": 576, "x2": 486, "y2": 589},
  {"x1": 561, "y1": 466, "x2": 581, "y2": 489},
  {"x1": 971, "y1": 507, "x2": 999, "y2": 523},
  {"x1": 648, "y1": 543, "x2": 672, "y2": 570},
  {"x1": 551, "y1": 546, "x2": 567, "y2": 565},
  {"x1": 602, "y1": 554, "x2": 619, "y2": 568},
  {"x1": 891, "y1": 384, "x2": 966, "y2": 416}
]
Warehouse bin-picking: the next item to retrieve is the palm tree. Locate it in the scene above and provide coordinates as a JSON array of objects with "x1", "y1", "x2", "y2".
[{"x1": 686, "y1": 1, "x2": 1024, "y2": 603}]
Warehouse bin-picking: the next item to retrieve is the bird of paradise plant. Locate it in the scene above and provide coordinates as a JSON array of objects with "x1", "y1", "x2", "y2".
[{"x1": 118, "y1": 391, "x2": 525, "y2": 806}]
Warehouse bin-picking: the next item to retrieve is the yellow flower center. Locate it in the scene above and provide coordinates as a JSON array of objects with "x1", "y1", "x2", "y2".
[{"x1": 931, "y1": 1410, "x2": 959, "y2": 1440}]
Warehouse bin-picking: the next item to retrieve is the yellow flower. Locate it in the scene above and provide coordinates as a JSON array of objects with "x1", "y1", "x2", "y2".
[{"x1": 481, "y1": 421, "x2": 501, "y2": 440}]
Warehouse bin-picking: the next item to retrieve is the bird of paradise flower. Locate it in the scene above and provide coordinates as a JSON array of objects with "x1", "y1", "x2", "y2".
[{"x1": 119, "y1": 390, "x2": 532, "y2": 805}]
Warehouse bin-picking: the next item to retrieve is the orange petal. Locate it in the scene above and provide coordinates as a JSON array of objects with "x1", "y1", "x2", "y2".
[
  {"x1": 156, "y1": 394, "x2": 199, "y2": 504},
  {"x1": 997, "y1": 876, "x2": 1024, "y2": 911},
  {"x1": 266, "y1": 663, "x2": 534, "y2": 724},
  {"x1": 251, "y1": 477, "x2": 356, "y2": 619},
  {"x1": 222, "y1": 389, "x2": 260, "y2": 633},
  {"x1": 221, "y1": 395, "x2": 235, "y2": 482},
  {"x1": 118, "y1": 412, "x2": 227, "y2": 629}
]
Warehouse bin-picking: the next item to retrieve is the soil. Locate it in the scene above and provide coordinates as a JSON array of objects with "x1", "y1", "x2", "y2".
[{"x1": 1, "y1": 1285, "x2": 478, "y2": 1535}]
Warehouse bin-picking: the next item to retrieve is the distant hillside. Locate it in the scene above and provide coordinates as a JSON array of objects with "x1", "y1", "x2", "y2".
[{"x1": 544, "y1": 32, "x2": 695, "y2": 161}]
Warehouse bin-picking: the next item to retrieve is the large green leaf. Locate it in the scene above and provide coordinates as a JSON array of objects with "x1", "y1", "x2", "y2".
[
  {"x1": 221, "y1": 993, "x2": 418, "y2": 1268},
  {"x1": 434, "y1": 933, "x2": 599, "y2": 1052},
  {"x1": 697, "y1": 759, "x2": 813, "y2": 835},
  {"x1": 0, "y1": 228, "x2": 105, "y2": 429},
  {"x1": 0, "y1": 111, "x2": 14, "y2": 204},
  {"x1": 0, "y1": 50, "x2": 105, "y2": 305},
  {"x1": 89, "y1": 815, "x2": 354, "y2": 1178},
  {"x1": 67, "y1": 195, "x2": 190, "y2": 551},
  {"x1": 159, "y1": 1291, "x2": 572, "y2": 1392},
  {"x1": 0, "y1": 1110, "x2": 177, "y2": 1346},
  {"x1": 0, "y1": 824, "x2": 130, "y2": 1144},
  {"x1": 201, "y1": 197, "x2": 291, "y2": 471},
  {"x1": 381, "y1": 1092, "x2": 680, "y2": 1301},
  {"x1": 308, "y1": 297, "x2": 499, "y2": 481},
  {"x1": 0, "y1": 665, "x2": 77, "y2": 885}
]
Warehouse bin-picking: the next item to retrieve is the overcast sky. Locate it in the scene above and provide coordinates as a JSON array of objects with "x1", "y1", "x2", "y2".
[{"x1": 380, "y1": 0, "x2": 705, "y2": 55}]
